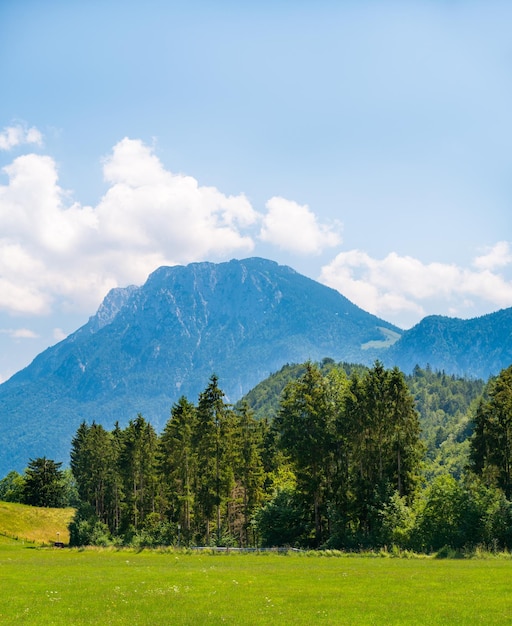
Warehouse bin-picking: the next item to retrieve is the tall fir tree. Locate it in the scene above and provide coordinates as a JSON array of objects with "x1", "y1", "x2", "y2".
[
  {"x1": 470, "y1": 365, "x2": 512, "y2": 498},
  {"x1": 275, "y1": 362, "x2": 336, "y2": 546},
  {"x1": 158, "y1": 396, "x2": 197, "y2": 540}
]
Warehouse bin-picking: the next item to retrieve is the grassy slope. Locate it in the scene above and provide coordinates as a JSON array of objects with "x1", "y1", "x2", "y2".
[
  {"x1": 0, "y1": 501, "x2": 74, "y2": 544},
  {"x1": 0, "y1": 547, "x2": 511, "y2": 625}
]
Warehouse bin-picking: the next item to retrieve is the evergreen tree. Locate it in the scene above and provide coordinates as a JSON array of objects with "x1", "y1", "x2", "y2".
[
  {"x1": 335, "y1": 363, "x2": 423, "y2": 544},
  {"x1": 470, "y1": 365, "x2": 512, "y2": 498},
  {"x1": 387, "y1": 367, "x2": 423, "y2": 500},
  {"x1": 275, "y1": 362, "x2": 336, "y2": 546},
  {"x1": 232, "y1": 401, "x2": 266, "y2": 546},
  {"x1": 158, "y1": 396, "x2": 197, "y2": 541},
  {"x1": 194, "y1": 375, "x2": 233, "y2": 544},
  {"x1": 22, "y1": 457, "x2": 64, "y2": 508},
  {"x1": 119, "y1": 415, "x2": 158, "y2": 531},
  {"x1": 70, "y1": 421, "x2": 122, "y2": 532}
]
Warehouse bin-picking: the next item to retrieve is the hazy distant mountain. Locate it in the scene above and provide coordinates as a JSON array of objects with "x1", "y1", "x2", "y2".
[
  {"x1": 0, "y1": 257, "x2": 401, "y2": 475},
  {"x1": 385, "y1": 308, "x2": 512, "y2": 379}
]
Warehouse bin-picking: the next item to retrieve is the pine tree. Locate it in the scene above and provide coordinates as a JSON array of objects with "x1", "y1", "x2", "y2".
[
  {"x1": 22, "y1": 457, "x2": 64, "y2": 508},
  {"x1": 158, "y1": 396, "x2": 197, "y2": 540},
  {"x1": 470, "y1": 365, "x2": 512, "y2": 498},
  {"x1": 70, "y1": 422, "x2": 122, "y2": 531},
  {"x1": 194, "y1": 375, "x2": 232, "y2": 544},
  {"x1": 119, "y1": 415, "x2": 158, "y2": 531},
  {"x1": 232, "y1": 401, "x2": 266, "y2": 546},
  {"x1": 275, "y1": 362, "x2": 336, "y2": 546}
]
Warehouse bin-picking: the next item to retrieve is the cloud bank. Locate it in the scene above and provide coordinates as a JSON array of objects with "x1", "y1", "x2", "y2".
[{"x1": 0, "y1": 134, "x2": 341, "y2": 316}]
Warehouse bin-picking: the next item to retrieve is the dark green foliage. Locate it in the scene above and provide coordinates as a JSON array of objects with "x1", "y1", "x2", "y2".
[
  {"x1": 158, "y1": 396, "x2": 197, "y2": 541},
  {"x1": 273, "y1": 362, "x2": 423, "y2": 548},
  {"x1": 470, "y1": 365, "x2": 512, "y2": 497},
  {"x1": 63, "y1": 363, "x2": 512, "y2": 551},
  {"x1": 118, "y1": 415, "x2": 159, "y2": 531},
  {"x1": 275, "y1": 363, "x2": 337, "y2": 546},
  {"x1": 70, "y1": 422, "x2": 123, "y2": 530},
  {"x1": 22, "y1": 457, "x2": 65, "y2": 508},
  {"x1": 256, "y1": 489, "x2": 309, "y2": 547},
  {"x1": 193, "y1": 375, "x2": 236, "y2": 544},
  {"x1": 242, "y1": 360, "x2": 366, "y2": 421},
  {"x1": 69, "y1": 376, "x2": 269, "y2": 547},
  {"x1": 69, "y1": 502, "x2": 112, "y2": 547},
  {"x1": 245, "y1": 362, "x2": 485, "y2": 481}
]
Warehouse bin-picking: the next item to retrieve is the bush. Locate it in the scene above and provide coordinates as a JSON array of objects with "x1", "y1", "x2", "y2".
[
  {"x1": 68, "y1": 504, "x2": 112, "y2": 547},
  {"x1": 255, "y1": 489, "x2": 310, "y2": 547}
]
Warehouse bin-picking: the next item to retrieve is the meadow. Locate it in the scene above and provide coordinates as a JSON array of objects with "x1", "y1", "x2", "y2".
[
  {"x1": 0, "y1": 501, "x2": 74, "y2": 544},
  {"x1": 1, "y1": 538, "x2": 511, "y2": 625}
]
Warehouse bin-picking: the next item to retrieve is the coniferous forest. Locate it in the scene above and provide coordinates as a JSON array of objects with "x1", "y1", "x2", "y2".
[{"x1": 2, "y1": 361, "x2": 512, "y2": 553}]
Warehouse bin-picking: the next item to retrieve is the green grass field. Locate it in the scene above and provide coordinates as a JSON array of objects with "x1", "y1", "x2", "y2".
[{"x1": 1, "y1": 538, "x2": 511, "y2": 625}]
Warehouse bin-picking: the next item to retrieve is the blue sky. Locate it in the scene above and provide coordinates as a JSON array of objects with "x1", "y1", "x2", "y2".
[{"x1": 0, "y1": 0, "x2": 511, "y2": 381}]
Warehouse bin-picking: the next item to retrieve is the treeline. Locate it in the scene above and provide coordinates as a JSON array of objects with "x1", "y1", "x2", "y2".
[
  {"x1": 69, "y1": 375, "x2": 268, "y2": 547},
  {"x1": 66, "y1": 360, "x2": 509, "y2": 551},
  {"x1": 69, "y1": 362, "x2": 424, "y2": 547},
  {"x1": 3, "y1": 361, "x2": 511, "y2": 552}
]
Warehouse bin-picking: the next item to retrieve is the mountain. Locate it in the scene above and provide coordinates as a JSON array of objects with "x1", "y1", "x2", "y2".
[
  {"x1": 386, "y1": 308, "x2": 512, "y2": 379},
  {"x1": 0, "y1": 257, "x2": 401, "y2": 475}
]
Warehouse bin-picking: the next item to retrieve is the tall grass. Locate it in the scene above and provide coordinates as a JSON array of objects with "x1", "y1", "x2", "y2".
[
  {"x1": 0, "y1": 501, "x2": 74, "y2": 544},
  {"x1": 1, "y1": 541, "x2": 511, "y2": 624}
]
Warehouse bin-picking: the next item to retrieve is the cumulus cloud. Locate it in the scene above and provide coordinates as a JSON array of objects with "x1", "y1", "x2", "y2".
[
  {"x1": 0, "y1": 123, "x2": 43, "y2": 151},
  {"x1": 320, "y1": 247, "x2": 512, "y2": 328},
  {"x1": 0, "y1": 137, "x2": 262, "y2": 315},
  {"x1": 260, "y1": 196, "x2": 342, "y2": 254},
  {"x1": 473, "y1": 241, "x2": 512, "y2": 271},
  {"x1": 97, "y1": 138, "x2": 257, "y2": 268}
]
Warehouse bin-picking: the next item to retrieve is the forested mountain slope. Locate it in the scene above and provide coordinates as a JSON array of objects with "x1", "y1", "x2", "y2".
[{"x1": 242, "y1": 362, "x2": 486, "y2": 477}]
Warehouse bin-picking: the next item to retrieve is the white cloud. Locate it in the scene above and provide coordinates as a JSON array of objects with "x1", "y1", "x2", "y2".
[
  {"x1": 473, "y1": 241, "x2": 512, "y2": 271},
  {"x1": 0, "y1": 328, "x2": 39, "y2": 339},
  {"x1": 0, "y1": 137, "x2": 262, "y2": 315},
  {"x1": 96, "y1": 137, "x2": 258, "y2": 274},
  {"x1": 0, "y1": 123, "x2": 43, "y2": 151},
  {"x1": 320, "y1": 247, "x2": 512, "y2": 328},
  {"x1": 260, "y1": 196, "x2": 342, "y2": 254}
]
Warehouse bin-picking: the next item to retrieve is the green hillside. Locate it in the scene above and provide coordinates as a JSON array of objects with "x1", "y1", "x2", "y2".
[{"x1": 0, "y1": 501, "x2": 74, "y2": 545}]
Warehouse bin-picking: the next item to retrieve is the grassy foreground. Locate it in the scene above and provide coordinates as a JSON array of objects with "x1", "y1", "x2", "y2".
[{"x1": 1, "y1": 540, "x2": 511, "y2": 625}]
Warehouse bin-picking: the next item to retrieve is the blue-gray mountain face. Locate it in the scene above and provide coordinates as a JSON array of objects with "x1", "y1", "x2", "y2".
[
  {"x1": 0, "y1": 257, "x2": 510, "y2": 476},
  {"x1": 0, "y1": 258, "x2": 400, "y2": 474},
  {"x1": 384, "y1": 308, "x2": 512, "y2": 379}
]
